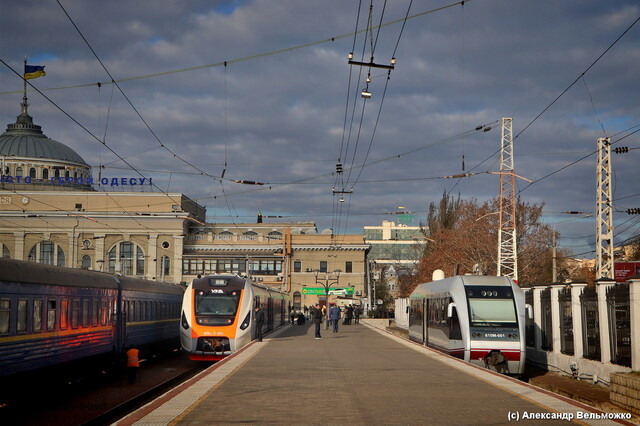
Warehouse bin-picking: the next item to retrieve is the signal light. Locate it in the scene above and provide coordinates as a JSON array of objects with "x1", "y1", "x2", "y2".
[
  {"x1": 627, "y1": 208, "x2": 640, "y2": 215},
  {"x1": 614, "y1": 146, "x2": 629, "y2": 153}
]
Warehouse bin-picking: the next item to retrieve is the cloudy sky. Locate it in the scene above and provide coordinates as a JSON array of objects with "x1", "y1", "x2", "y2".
[{"x1": 1, "y1": 0, "x2": 639, "y2": 257}]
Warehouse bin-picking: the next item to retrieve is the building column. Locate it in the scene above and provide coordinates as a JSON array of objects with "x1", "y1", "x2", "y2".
[
  {"x1": 13, "y1": 231, "x2": 25, "y2": 261},
  {"x1": 532, "y1": 286, "x2": 546, "y2": 352},
  {"x1": 148, "y1": 234, "x2": 158, "y2": 280},
  {"x1": 628, "y1": 278, "x2": 640, "y2": 371},
  {"x1": 596, "y1": 278, "x2": 615, "y2": 363},
  {"x1": 173, "y1": 235, "x2": 184, "y2": 283},
  {"x1": 570, "y1": 282, "x2": 587, "y2": 359},
  {"x1": 94, "y1": 234, "x2": 105, "y2": 272},
  {"x1": 549, "y1": 284, "x2": 564, "y2": 355}
]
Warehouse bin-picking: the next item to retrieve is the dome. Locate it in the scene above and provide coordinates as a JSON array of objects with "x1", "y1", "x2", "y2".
[{"x1": 0, "y1": 109, "x2": 88, "y2": 166}]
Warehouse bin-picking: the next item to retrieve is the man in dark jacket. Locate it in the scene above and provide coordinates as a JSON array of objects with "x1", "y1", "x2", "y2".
[
  {"x1": 254, "y1": 306, "x2": 265, "y2": 341},
  {"x1": 312, "y1": 303, "x2": 323, "y2": 339}
]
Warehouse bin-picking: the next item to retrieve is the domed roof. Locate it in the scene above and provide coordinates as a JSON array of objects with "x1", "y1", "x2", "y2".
[{"x1": 0, "y1": 107, "x2": 88, "y2": 166}]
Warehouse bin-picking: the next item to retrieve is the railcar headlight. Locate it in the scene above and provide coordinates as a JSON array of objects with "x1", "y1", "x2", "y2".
[
  {"x1": 181, "y1": 312, "x2": 190, "y2": 330},
  {"x1": 239, "y1": 312, "x2": 251, "y2": 330}
]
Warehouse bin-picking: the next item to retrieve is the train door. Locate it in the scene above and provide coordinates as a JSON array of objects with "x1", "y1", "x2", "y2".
[
  {"x1": 423, "y1": 298, "x2": 428, "y2": 345},
  {"x1": 267, "y1": 298, "x2": 274, "y2": 331}
]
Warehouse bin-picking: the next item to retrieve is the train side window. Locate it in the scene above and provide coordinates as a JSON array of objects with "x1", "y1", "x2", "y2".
[
  {"x1": 449, "y1": 304, "x2": 462, "y2": 341},
  {"x1": 33, "y1": 299, "x2": 43, "y2": 332},
  {"x1": 0, "y1": 299, "x2": 9, "y2": 334},
  {"x1": 60, "y1": 299, "x2": 69, "y2": 330},
  {"x1": 71, "y1": 300, "x2": 79, "y2": 328},
  {"x1": 92, "y1": 300, "x2": 99, "y2": 326},
  {"x1": 47, "y1": 299, "x2": 57, "y2": 331},
  {"x1": 17, "y1": 299, "x2": 27, "y2": 333},
  {"x1": 100, "y1": 301, "x2": 108, "y2": 325},
  {"x1": 128, "y1": 300, "x2": 134, "y2": 322},
  {"x1": 82, "y1": 300, "x2": 89, "y2": 327}
]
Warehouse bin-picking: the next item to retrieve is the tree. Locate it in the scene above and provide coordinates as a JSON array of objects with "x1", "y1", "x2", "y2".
[{"x1": 412, "y1": 193, "x2": 563, "y2": 291}]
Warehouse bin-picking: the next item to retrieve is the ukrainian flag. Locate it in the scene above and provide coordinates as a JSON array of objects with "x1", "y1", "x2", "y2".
[{"x1": 24, "y1": 65, "x2": 46, "y2": 80}]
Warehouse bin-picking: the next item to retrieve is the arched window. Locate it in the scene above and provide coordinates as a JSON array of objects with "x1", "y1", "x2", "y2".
[
  {"x1": 242, "y1": 231, "x2": 258, "y2": 240},
  {"x1": 64, "y1": 170, "x2": 70, "y2": 178},
  {"x1": 108, "y1": 241, "x2": 145, "y2": 275},
  {"x1": 2, "y1": 244, "x2": 10, "y2": 258},
  {"x1": 268, "y1": 231, "x2": 282, "y2": 240},
  {"x1": 42, "y1": 168, "x2": 49, "y2": 179},
  {"x1": 293, "y1": 291, "x2": 302, "y2": 309},
  {"x1": 160, "y1": 255, "x2": 170, "y2": 278},
  {"x1": 81, "y1": 255, "x2": 91, "y2": 269},
  {"x1": 15, "y1": 167, "x2": 23, "y2": 177},
  {"x1": 54, "y1": 169, "x2": 60, "y2": 178},
  {"x1": 217, "y1": 231, "x2": 234, "y2": 240},
  {"x1": 28, "y1": 241, "x2": 65, "y2": 266},
  {"x1": 29, "y1": 168, "x2": 36, "y2": 178}
]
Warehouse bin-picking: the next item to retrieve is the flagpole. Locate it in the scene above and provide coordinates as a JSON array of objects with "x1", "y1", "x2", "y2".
[{"x1": 22, "y1": 56, "x2": 28, "y2": 116}]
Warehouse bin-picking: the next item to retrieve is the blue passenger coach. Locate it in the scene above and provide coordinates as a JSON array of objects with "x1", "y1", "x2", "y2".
[{"x1": 0, "y1": 258, "x2": 183, "y2": 376}]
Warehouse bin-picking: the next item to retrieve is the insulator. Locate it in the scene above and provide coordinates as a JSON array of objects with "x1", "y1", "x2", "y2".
[{"x1": 336, "y1": 162, "x2": 343, "y2": 174}]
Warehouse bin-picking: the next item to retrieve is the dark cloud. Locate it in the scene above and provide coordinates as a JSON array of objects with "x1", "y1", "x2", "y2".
[{"x1": 1, "y1": 0, "x2": 638, "y2": 256}]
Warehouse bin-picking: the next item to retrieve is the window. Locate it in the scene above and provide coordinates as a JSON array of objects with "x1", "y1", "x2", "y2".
[
  {"x1": 65, "y1": 170, "x2": 70, "y2": 178},
  {"x1": 71, "y1": 300, "x2": 79, "y2": 328},
  {"x1": 2, "y1": 244, "x2": 9, "y2": 258},
  {"x1": 81, "y1": 255, "x2": 91, "y2": 269},
  {"x1": 217, "y1": 231, "x2": 234, "y2": 240},
  {"x1": 160, "y1": 255, "x2": 170, "y2": 277},
  {"x1": 17, "y1": 299, "x2": 27, "y2": 333},
  {"x1": 294, "y1": 261, "x2": 301, "y2": 273},
  {"x1": 242, "y1": 231, "x2": 258, "y2": 240},
  {"x1": 101, "y1": 301, "x2": 108, "y2": 325},
  {"x1": 47, "y1": 299, "x2": 57, "y2": 330},
  {"x1": 28, "y1": 241, "x2": 65, "y2": 266},
  {"x1": 108, "y1": 241, "x2": 145, "y2": 275},
  {"x1": 249, "y1": 259, "x2": 282, "y2": 275},
  {"x1": 43, "y1": 168, "x2": 49, "y2": 179},
  {"x1": 29, "y1": 168, "x2": 36, "y2": 178},
  {"x1": 33, "y1": 299, "x2": 42, "y2": 331},
  {"x1": 0, "y1": 300, "x2": 9, "y2": 334},
  {"x1": 268, "y1": 231, "x2": 282, "y2": 240},
  {"x1": 320, "y1": 261, "x2": 327, "y2": 273},
  {"x1": 92, "y1": 300, "x2": 99, "y2": 326},
  {"x1": 82, "y1": 300, "x2": 89, "y2": 327},
  {"x1": 60, "y1": 299, "x2": 69, "y2": 329},
  {"x1": 345, "y1": 261, "x2": 353, "y2": 273},
  {"x1": 15, "y1": 167, "x2": 23, "y2": 177}
]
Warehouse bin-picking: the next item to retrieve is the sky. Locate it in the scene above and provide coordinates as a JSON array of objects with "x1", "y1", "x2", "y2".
[{"x1": 1, "y1": 0, "x2": 639, "y2": 258}]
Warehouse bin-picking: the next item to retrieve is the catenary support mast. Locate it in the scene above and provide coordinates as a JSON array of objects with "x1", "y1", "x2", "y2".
[
  {"x1": 497, "y1": 118, "x2": 518, "y2": 282},
  {"x1": 596, "y1": 137, "x2": 614, "y2": 278}
]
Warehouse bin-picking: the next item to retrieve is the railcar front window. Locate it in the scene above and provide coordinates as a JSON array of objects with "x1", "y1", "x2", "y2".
[
  {"x1": 195, "y1": 293, "x2": 240, "y2": 316},
  {"x1": 468, "y1": 299, "x2": 516, "y2": 326}
]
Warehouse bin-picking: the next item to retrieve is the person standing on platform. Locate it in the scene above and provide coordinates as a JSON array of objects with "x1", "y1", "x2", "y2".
[
  {"x1": 254, "y1": 305, "x2": 265, "y2": 342},
  {"x1": 312, "y1": 303, "x2": 323, "y2": 339},
  {"x1": 126, "y1": 345, "x2": 140, "y2": 384},
  {"x1": 329, "y1": 303, "x2": 341, "y2": 333}
]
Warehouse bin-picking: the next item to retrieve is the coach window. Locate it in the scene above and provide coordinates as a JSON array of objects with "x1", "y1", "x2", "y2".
[
  {"x1": 82, "y1": 300, "x2": 89, "y2": 327},
  {"x1": 17, "y1": 299, "x2": 27, "y2": 333},
  {"x1": 47, "y1": 299, "x2": 57, "y2": 331},
  {"x1": 101, "y1": 301, "x2": 108, "y2": 325},
  {"x1": 2, "y1": 244, "x2": 10, "y2": 258},
  {"x1": 0, "y1": 300, "x2": 9, "y2": 334},
  {"x1": 71, "y1": 300, "x2": 79, "y2": 328},
  {"x1": 28, "y1": 241, "x2": 66, "y2": 266},
  {"x1": 108, "y1": 241, "x2": 145, "y2": 275},
  {"x1": 60, "y1": 299, "x2": 69, "y2": 330},
  {"x1": 92, "y1": 300, "x2": 99, "y2": 326},
  {"x1": 33, "y1": 299, "x2": 43, "y2": 332}
]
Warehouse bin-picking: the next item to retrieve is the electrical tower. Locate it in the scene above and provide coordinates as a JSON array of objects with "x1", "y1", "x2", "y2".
[
  {"x1": 497, "y1": 117, "x2": 518, "y2": 282},
  {"x1": 596, "y1": 137, "x2": 614, "y2": 278}
]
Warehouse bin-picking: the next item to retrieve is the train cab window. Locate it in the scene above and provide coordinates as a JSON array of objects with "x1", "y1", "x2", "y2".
[
  {"x1": 0, "y1": 299, "x2": 9, "y2": 334},
  {"x1": 33, "y1": 299, "x2": 43, "y2": 332},
  {"x1": 82, "y1": 300, "x2": 89, "y2": 327},
  {"x1": 17, "y1": 299, "x2": 27, "y2": 333},
  {"x1": 92, "y1": 300, "x2": 99, "y2": 326},
  {"x1": 71, "y1": 300, "x2": 80, "y2": 328},
  {"x1": 60, "y1": 299, "x2": 69, "y2": 330},
  {"x1": 47, "y1": 300, "x2": 57, "y2": 331}
]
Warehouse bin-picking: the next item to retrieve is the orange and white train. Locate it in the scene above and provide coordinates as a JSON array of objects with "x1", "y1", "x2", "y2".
[{"x1": 180, "y1": 274, "x2": 289, "y2": 361}]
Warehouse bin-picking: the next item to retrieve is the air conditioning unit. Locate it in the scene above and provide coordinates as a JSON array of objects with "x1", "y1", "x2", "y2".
[
  {"x1": 356, "y1": 291, "x2": 362, "y2": 296},
  {"x1": 305, "y1": 268, "x2": 312, "y2": 272},
  {"x1": 277, "y1": 275, "x2": 283, "y2": 281}
]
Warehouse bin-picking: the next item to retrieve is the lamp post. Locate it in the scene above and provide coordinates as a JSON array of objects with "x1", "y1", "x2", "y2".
[{"x1": 313, "y1": 268, "x2": 342, "y2": 327}]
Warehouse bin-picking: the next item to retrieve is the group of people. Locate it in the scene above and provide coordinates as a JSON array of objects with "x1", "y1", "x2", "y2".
[{"x1": 308, "y1": 302, "x2": 361, "y2": 339}]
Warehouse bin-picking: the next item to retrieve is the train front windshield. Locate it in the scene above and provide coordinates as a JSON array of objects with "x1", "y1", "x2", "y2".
[
  {"x1": 195, "y1": 290, "x2": 240, "y2": 316},
  {"x1": 466, "y1": 286, "x2": 517, "y2": 327}
]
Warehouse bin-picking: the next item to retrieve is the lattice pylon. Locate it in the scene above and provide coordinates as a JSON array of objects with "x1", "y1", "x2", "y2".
[
  {"x1": 596, "y1": 137, "x2": 614, "y2": 278},
  {"x1": 497, "y1": 118, "x2": 518, "y2": 282}
]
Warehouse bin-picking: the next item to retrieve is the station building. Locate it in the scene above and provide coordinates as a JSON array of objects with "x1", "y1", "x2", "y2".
[{"x1": 0, "y1": 98, "x2": 369, "y2": 305}]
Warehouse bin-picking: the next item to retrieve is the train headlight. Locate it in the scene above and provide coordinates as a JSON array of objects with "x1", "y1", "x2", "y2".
[
  {"x1": 181, "y1": 312, "x2": 190, "y2": 330},
  {"x1": 239, "y1": 312, "x2": 251, "y2": 330}
]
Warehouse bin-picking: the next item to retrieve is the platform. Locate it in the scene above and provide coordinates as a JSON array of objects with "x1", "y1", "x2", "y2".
[{"x1": 116, "y1": 321, "x2": 635, "y2": 425}]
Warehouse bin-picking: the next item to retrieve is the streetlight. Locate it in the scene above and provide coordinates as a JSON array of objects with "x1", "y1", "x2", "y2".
[{"x1": 313, "y1": 268, "x2": 342, "y2": 328}]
